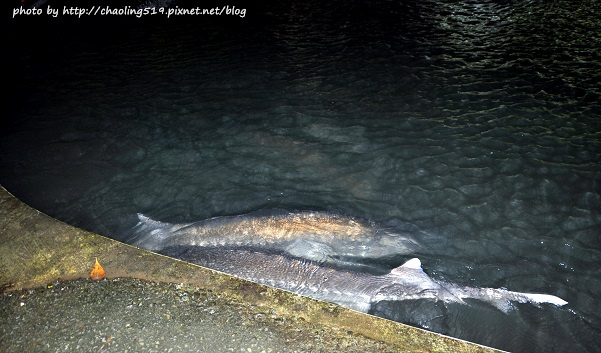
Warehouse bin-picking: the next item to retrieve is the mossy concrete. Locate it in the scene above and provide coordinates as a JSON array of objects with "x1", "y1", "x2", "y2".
[{"x1": 0, "y1": 185, "x2": 503, "y2": 352}]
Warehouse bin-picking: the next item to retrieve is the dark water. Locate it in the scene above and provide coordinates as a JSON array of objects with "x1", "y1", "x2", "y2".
[{"x1": 4, "y1": 0, "x2": 601, "y2": 352}]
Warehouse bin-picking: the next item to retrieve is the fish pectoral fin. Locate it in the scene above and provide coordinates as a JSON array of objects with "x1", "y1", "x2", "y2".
[
  {"x1": 130, "y1": 213, "x2": 173, "y2": 250},
  {"x1": 337, "y1": 300, "x2": 372, "y2": 313},
  {"x1": 285, "y1": 239, "x2": 334, "y2": 263}
]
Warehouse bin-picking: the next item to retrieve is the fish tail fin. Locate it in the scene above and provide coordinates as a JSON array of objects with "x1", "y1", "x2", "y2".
[
  {"x1": 460, "y1": 287, "x2": 568, "y2": 313},
  {"x1": 129, "y1": 213, "x2": 174, "y2": 251},
  {"x1": 520, "y1": 293, "x2": 568, "y2": 307}
]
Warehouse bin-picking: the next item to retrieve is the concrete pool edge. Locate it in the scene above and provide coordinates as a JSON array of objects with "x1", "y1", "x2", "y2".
[{"x1": 0, "y1": 185, "x2": 503, "y2": 352}]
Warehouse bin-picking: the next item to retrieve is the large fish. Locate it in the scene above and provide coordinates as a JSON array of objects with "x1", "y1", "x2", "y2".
[
  {"x1": 129, "y1": 210, "x2": 421, "y2": 263},
  {"x1": 160, "y1": 246, "x2": 568, "y2": 313}
]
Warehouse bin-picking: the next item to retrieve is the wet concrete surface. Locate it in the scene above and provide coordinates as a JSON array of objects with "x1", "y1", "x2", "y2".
[{"x1": 0, "y1": 185, "x2": 502, "y2": 352}]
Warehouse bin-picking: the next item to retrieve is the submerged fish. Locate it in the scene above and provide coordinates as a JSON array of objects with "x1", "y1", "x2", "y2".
[
  {"x1": 160, "y1": 246, "x2": 568, "y2": 314},
  {"x1": 129, "y1": 210, "x2": 421, "y2": 263}
]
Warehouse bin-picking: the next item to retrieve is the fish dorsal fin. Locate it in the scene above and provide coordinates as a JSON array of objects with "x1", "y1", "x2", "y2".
[
  {"x1": 401, "y1": 258, "x2": 422, "y2": 269},
  {"x1": 390, "y1": 258, "x2": 422, "y2": 276}
]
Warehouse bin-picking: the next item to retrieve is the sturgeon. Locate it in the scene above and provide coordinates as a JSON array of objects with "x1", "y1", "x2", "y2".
[
  {"x1": 129, "y1": 210, "x2": 421, "y2": 263},
  {"x1": 161, "y1": 246, "x2": 568, "y2": 313}
]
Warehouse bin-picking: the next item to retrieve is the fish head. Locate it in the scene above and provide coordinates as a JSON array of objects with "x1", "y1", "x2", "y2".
[{"x1": 360, "y1": 233, "x2": 422, "y2": 258}]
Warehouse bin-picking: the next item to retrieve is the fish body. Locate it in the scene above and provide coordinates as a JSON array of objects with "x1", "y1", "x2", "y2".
[
  {"x1": 160, "y1": 246, "x2": 568, "y2": 314},
  {"x1": 130, "y1": 210, "x2": 420, "y2": 263}
]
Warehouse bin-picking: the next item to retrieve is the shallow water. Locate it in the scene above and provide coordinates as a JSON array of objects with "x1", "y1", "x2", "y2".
[{"x1": 4, "y1": 0, "x2": 601, "y2": 352}]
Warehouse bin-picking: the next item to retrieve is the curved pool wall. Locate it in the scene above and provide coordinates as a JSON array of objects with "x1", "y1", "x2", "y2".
[{"x1": 0, "y1": 185, "x2": 502, "y2": 353}]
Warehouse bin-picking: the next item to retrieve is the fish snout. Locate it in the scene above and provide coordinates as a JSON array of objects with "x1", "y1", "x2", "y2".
[{"x1": 364, "y1": 234, "x2": 422, "y2": 257}]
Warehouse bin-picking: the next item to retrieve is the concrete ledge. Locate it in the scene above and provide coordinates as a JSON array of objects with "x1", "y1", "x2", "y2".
[{"x1": 0, "y1": 185, "x2": 501, "y2": 352}]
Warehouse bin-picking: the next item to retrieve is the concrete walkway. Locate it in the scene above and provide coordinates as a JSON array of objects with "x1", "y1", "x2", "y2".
[{"x1": 0, "y1": 185, "x2": 502, "y2": 352}]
